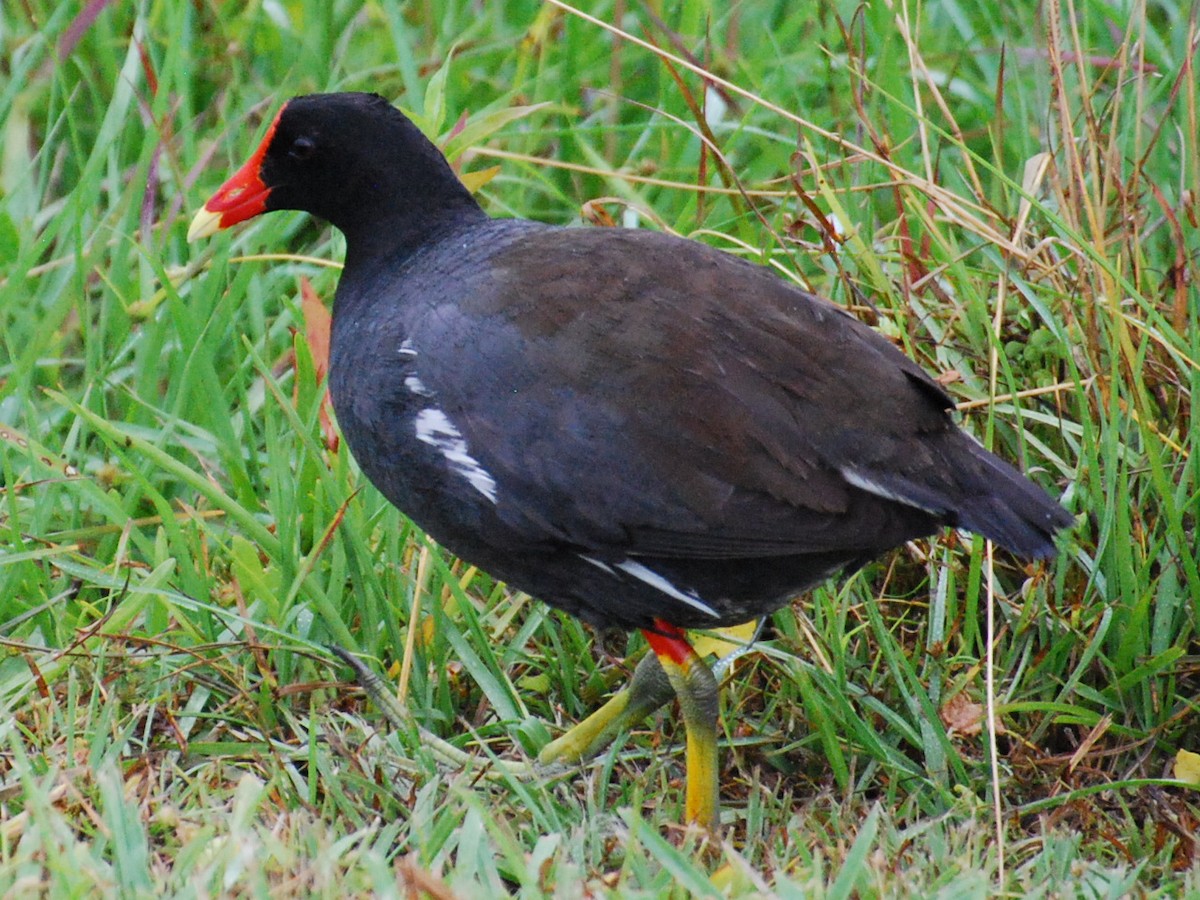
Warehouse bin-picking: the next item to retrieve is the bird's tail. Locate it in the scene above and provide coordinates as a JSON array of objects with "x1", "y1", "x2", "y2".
[
  {"x1": 845, "y1": 431, "x2": 1073, "y2": 558},
  {"x1": 947, "y1": 436, "x2": 1073, "y2": 557}
]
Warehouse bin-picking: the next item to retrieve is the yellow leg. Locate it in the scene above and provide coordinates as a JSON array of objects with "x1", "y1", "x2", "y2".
[
  {"x1": 537, "y1": 650, "x2": 675, "y2": 764},
  {"x1": 642, "y1": 619, "x2": 720, "y2": 830}
]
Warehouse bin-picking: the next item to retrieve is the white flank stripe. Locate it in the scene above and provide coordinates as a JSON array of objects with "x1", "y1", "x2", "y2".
[
  {"x1": 398, "y1": 338, "x2": 417, "y2": 357},
  {"x1": 404, "y1": 374, "x2": 434, "y2": 397},
  {"x1": 581, "y1": 555, "x2": 718, "y2": 618},
  {"x1": 841, "y1": 467, "x2": 939, "y2": 514},
  {"x1": 414, "y1": 408, "x2": 498, "y2": 503}
]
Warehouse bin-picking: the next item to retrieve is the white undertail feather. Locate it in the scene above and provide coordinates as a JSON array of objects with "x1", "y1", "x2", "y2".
[
  {"x1": 581, "y1": 555, "x2": 720, "y2": 619},
  {"x1": 840, "y1": 466, "x2": 941, "y2": 514}
]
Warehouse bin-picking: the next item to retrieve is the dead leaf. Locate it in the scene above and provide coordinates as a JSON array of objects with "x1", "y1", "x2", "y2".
[
  {"x1": 691, "y1": 619, "x2": 759, "y2": 661},
  {"x1": 459, "y1": 165, "x2": 501, "y2": 194},
  {"x1": 940, "y1": 693, "x2": 991, "y2": 737},
  {"x1": 298, "y1": 277, "x2": 338, "y2": 451},
  {"x1": 580, "y1": 199, "x2": 618, "y2": 227},
  {"x1": 1174, "y1": 749, "x2": 1200, "y2": 785},
  {"x1": 299, "y1": 277, "x2": 330, "y2": 379}
]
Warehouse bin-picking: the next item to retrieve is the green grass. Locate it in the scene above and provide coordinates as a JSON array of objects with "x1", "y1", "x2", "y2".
[{"x1": 2, "y1": 0, "x2": 1198, "y2": 894}]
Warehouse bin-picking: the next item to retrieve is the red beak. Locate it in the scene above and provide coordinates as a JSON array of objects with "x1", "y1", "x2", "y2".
[{"x1": 188, "y1": 106, "x2": 284, "y2": 241}]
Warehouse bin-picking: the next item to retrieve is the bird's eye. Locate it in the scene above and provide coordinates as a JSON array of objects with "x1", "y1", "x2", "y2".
[{"x1": 289, "y1": 136, "x2": 316, "y2": 160}]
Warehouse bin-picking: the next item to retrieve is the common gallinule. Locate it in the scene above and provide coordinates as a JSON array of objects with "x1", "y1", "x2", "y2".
[{"x1": 189, "y1": 92, "x2": 1072, "y2": 828}]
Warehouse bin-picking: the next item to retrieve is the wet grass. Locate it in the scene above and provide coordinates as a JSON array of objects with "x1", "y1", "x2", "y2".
[{"x1": 1, "y1": 0, "x2": 1198, "y2": 895}]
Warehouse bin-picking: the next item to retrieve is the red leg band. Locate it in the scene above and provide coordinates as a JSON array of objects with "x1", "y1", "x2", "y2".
[{"x1": 642, "y1": 619, "x2": 695, "y2": 669}]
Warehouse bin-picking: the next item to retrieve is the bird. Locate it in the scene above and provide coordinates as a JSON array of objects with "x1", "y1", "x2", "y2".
[{"x1": 188, "y1": 91, "x2": 1073, "y2": 829}]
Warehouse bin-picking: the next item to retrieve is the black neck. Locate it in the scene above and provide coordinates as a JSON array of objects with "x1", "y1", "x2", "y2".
[{"x1": 340, "y1": 196, "x2": 489, "y2": 267}]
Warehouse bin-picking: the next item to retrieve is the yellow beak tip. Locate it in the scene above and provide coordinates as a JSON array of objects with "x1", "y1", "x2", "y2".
[{"x1": 186, "y1": 207, "x2": 223, "y2": 243}]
